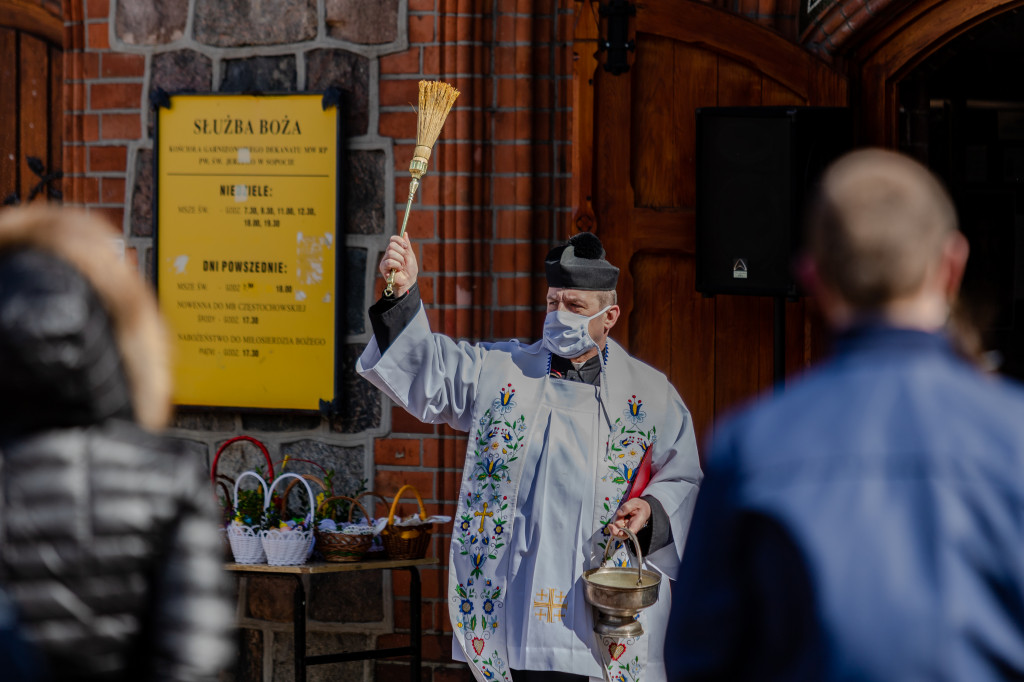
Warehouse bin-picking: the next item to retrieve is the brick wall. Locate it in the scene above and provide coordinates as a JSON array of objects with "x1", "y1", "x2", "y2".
[{"x1": 56, "y1": 0, "x2": 573, "y2": 680}]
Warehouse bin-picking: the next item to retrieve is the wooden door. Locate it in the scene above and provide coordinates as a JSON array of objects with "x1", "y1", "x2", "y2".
[
  {"x1": 0, "y1": 2, "x2": 63, "y2": 205},
  {"x1": 579, "y1": 1, "x2": 847, "y2": 448}
]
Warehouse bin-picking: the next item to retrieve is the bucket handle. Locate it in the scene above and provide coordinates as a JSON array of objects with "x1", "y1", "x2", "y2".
[{"x1": 602, "y1": 526, "x2": 644, "y2": 586}]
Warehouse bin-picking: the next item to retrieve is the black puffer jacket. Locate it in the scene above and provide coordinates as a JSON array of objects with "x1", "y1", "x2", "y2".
[{"x1": 0, "y1": 207, "x2": 235, "y2": 682}]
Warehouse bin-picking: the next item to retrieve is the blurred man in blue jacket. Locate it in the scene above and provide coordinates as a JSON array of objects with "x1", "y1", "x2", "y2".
[{"x1": 667, "y1": 148, "x2": 1024, "y2": 680}]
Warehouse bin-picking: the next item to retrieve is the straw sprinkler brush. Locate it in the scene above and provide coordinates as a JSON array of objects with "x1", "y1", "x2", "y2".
[{"x1": 384, "y1": 80, "x2": 460, "y2": 297}]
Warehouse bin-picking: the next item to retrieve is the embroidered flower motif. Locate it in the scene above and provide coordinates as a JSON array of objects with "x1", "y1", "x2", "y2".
[
  {"x1": 624, "y1": 394, "x2": 646, "y2": 424},
  {"x1": 478, "y1": 456, "x2": 505, "y2": 482},
  {"x1": 482, "y1": 668, "x2": 495, "y2": 680},
  {"x1": 483, "y1": 598, "x2": 495, "y2": 614},
  {"x1": 460, "y1": 519, "x2": 472, "y2": 532},
  {"x1": 492, "y1": 383, "x2": 517, "y2": 414},
  {"x1": 460, "y1": 598, "x2": 474, "y2": 615},
  {"x1": 492, "y1": 522, "x2": 504, "y2": 537},
  {"x1": 471, "y1": 551, "x2": 487, "y2": 577}
]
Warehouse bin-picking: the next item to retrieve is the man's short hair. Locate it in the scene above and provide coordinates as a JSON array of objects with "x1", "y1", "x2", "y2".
[
  {"x1": 806, "y1": 149, "x2": 958, "y2": 309},
  {"x1": 596, "y1": 289, "x2": 618, "y2": 309}
]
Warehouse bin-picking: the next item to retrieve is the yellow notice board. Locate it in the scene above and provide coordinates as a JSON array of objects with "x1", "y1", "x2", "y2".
[{"x1": 156, "y1": 93, "x2": 341, "y2": 411}]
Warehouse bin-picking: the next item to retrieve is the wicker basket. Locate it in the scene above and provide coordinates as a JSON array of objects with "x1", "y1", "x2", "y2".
[
  {"x1": 380, "y1": 484, "x2": 433, "y2": 560},
  {"x1": 355, "y1": 492, "x2": 390, "y2": 557},
  {"x1": 315, "y1": 495, "x2": 374, "y2": 563},
  {"x1": 227, "y1": 471, "x2": 269, "y2": 564},
  {"x1": 260, "y1": 473, "x2": 316, "y2": 566},
  {"x1": 211, "y1": 436, "x2": 275, "y2": 528}
]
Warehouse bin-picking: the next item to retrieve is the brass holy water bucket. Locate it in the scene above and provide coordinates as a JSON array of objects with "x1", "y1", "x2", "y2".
[{"x1": 582, "y1": 527, "x2": 661, "y2": 638}]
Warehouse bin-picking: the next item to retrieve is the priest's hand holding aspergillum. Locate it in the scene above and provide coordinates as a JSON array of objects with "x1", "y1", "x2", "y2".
[{"x1": 380, "y1": 234, "x2": 418, "y2": 298}]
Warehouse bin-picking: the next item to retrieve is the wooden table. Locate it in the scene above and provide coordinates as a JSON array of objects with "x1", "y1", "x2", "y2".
[{"x1": 226, "y1": 558, "x2": 437, "y2": 682}]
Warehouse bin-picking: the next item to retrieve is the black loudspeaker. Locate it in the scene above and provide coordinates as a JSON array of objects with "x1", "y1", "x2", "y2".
[{"x1": 695, "y1": 107, "x2": 851, "y2": 297}]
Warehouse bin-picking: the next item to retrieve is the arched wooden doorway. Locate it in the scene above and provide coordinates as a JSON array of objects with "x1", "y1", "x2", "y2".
[
  {"x1": 574, "y1": 1, "x2": 847, "y2": 444},
  {"x1": 0, "y1": 1, "x2": 63, "y2": 205},
  {"x1": 846, "y1": 0, "x2": 1024, "y2": 380},
  {"x1": 849, "y1": 0, "x2": 1024, "y2": 146}
]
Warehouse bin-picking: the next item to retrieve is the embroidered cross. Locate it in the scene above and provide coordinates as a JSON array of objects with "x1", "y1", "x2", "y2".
[
  {"x1": 474, "y1": 502, "x2": 493, "y2": 533},
  {"x1": 533, "y1": 589, "x2": 567, "y2": 623}
]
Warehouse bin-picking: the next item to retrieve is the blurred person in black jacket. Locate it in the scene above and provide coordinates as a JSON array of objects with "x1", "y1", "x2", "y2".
[{"x1": 0, "y1": 205, "x2": 235, "y2": 682}]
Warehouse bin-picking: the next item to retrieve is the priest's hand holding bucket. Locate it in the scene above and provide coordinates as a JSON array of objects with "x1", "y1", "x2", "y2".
[
  {"x1": 609, "y1": 497, "x2": 651, "y2": 539},
  {"x1": 379, "y1": 234, "x2": 418, "y2": 298}
]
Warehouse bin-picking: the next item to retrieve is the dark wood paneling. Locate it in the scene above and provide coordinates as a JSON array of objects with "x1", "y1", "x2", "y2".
[
  {"x1": 631, "y1": 34, "x2": 680, "y2": 209},
  {"x1": 48, "y1": 42, "x2": 62, "y2": 176},
  {"x1": 19, "y1": 31, "x2": 48, "y2": 203},
  {"x1": 0, "y1": 28, "x2": 17, "y2": 201},
  {"x1": 0, "y1": 0, "x2": 62, "y2": 44},
  {"x1": 635, "y1": 0, "x2": 818, "y2": 98},
  {"x1": 713, "y1": 294, "x2": 774, "y2": 417},
  {"x1": 630, "y1": 252, "x2": 715, "y2": 447},
  {"x1": 676, "y1": 43, "x2": 718, "y2": 209},
  {"x1": 762, "y1": 77, "x2": 806, "y2": 106},
  {"x1": 717, "y1": 58, "x2": 762, "y2": 107}
]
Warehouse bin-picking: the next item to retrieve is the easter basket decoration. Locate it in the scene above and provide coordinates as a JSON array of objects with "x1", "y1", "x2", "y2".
[
  {"x1": 226, "y1": 471, "x2": 269, "y2": 564},
  {"x1": 355, "y1": 491, "x2": 391, "y2": 556},
  {"x1": 260, "y1": 473, "x2": 317, "y2": 566},
  {"x1": 380, "y1": 484, "x2": 437, "y2": 560},
  {"x1": 211, "y1": 435, "x2": 275, "y2": 528},
  {"x1": 315, "y1": 495, "x2": 378, "y2": 563}
]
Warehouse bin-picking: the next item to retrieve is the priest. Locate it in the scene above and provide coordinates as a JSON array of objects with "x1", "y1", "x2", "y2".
[{"x1": 357, "y1": 232, "x2": 702, "y2": 682}]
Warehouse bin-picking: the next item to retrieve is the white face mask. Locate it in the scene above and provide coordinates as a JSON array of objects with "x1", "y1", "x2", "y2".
[{"x1": 542, "y1": 306, "x2": 611, "y2": 358}]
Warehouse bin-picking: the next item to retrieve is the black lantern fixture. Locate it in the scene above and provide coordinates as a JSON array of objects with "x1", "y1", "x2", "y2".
[{"x1": 597, "y1": 0, "x2": 636, "y2": 76}]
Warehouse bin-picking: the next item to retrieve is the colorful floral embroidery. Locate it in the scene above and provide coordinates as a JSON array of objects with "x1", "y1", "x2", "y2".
[
  {"x1": 492, "y1": 383, "x2": 517, "y2": 413},
  {"x1": 452, "y1": 383, "x2": 527, "y2": 682},
  {"x1": 598, "y1": 395, "x2": 657, "y2": 551},
  {"x1": 607, "y1": 654, "x2": 643, "y2": 682},
  {"x1": 624, "y1": 394, "x2": 646, "y2": 424}
]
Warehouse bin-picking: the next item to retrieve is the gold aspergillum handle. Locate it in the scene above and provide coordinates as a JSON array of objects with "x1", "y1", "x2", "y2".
[{"x1": 384, "y1": 158, "x2": 428, "y2": 298}]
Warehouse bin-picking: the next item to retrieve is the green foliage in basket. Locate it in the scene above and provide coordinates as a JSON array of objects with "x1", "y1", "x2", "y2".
[
  {"x1": 229, "y1": 466, "x2": 267, "y2": 526},
  {"x1": 314, "y1": 474, "x2": 369, "y2": 523},
  {"x1": 260, "y1": 505, "x2": 310, "y2": 532}
]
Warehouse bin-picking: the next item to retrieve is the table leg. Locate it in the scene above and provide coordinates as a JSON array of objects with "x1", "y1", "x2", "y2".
[
  {"x1": 293, "y1": 574, "x2": 307, "y2": 682},
  {"x1": 408, "y1": 566, "x2": 421, "y2": 682}
]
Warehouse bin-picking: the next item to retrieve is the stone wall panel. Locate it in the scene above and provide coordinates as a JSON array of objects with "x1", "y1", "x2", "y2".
[
  {"x1": 221, "y1": 56, "x2": 297, "y2": 92},
  {"x1": 344, "y1": 150, "x2": 385, "y2": 234},
  {"x1": 115, "y1": 0, "x2": 188, "y2": 45},
  {"x1": 330, "y1": 344, "x2": 382, "y2": 434},
  {"x1": 309, "y1": 571, "x2": 384, "y2": 622},
  {"x1": 194, "y1": 0, "x2": 316, "y2": 47},
  {"x1": 306, "y1": 50, "x2": 370, "y2": 137},
  {"x1": 325, "y1": 0, "x2": 400, "y2": 44},
  {"x1": 129, "y1": 148, "x2": 152, "y2": 237}
]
